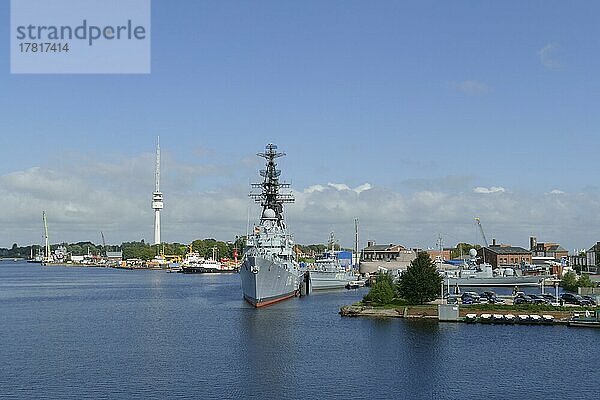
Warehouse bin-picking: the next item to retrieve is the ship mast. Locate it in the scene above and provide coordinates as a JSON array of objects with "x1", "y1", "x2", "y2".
[
  {"x1": 354, "y1": 218, "x2": 359, "y2": 267},
  {"x1": 249, "y1": 144, "x2": 294, "y2": 228}
]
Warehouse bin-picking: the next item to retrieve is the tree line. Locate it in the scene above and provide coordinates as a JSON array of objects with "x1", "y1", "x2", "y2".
[
  {"x1": 0, "y1": 236, "x2": 339, "y2": 261},
  {"x1": 0, "y1": 238, "x2": 248, "y2": 261}
]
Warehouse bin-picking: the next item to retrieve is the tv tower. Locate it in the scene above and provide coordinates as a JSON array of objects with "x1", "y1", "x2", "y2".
[{"x1": 151, "y1": 137, "x2": 163, "y2": 245}]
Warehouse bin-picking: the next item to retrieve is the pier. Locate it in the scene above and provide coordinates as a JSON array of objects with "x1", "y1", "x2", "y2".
[{"x1": 339, "y1": 303, "x2": 600, "y2": 328}]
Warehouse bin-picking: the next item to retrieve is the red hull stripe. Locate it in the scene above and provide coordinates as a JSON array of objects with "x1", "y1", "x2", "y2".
[{"x1": 245, "y1": 291, "x2": 297, "y2": 308}]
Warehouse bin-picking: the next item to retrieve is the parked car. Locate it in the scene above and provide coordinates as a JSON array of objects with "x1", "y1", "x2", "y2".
[
  {"x1": 581, "y1": 295, "x2": 597, "y2": 306},
  {"x1": 514, "y1": 295, "x2": 534, "y2": 305},
  {"x1": 538, "y1": 293, "x2": 556, "y2": 303},
  {"x1": 479, "y1": 291, "x2": 496, "y2": 300},
  {"x1": 479, "y1": 291, "x2": 504, "y2": 304},
  {"x1": 461, "y1": 292, "x2": 481, "y2": 304},
  {"x1": 528, "y1": 294, "x2": 550, "y2": 304},
  {"x1": 560, "y1": 293, "x2": 592, "y2": 306}
]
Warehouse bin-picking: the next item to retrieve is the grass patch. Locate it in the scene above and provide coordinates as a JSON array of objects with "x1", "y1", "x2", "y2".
[{"x1": 361, "y1": 298, "x2": 410, "y2": 308}]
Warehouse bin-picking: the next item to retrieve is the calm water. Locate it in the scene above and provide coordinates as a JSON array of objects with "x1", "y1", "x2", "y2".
[{"x1": 1, "y1": 261, "x2": 599, "y2": 400}]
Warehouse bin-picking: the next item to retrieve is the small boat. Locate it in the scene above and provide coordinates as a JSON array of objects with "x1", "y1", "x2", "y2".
[
  {"x1": 517, "y1": 315, "x2": 530, "y2": 324},
  {"x1": 568, "y1": 319, "x2": 600, "y2": 328},
  {"x1": 542, "y1": 315, "x2": 555, "y2": 325},
  {"x1": 464, "y1": 313, "x2": 477, "y2": 323},
  {"x1": 504, "y1": 314, "x2": 516, "y2": 324},
  {"x1": 529, "y1": 315, "x2": 542, "y2": 324},
  {"x1": 479, "y1": 313, "x2": 492, "y2": 323},
  {"x1": 345, "y1": 280, "x2": 366, "y2": 290},
  {"x1": 568, "y1": 311, "x2": 600, "y2": 328},
  {"x1": 492, "y1": 314, "x2": 505, "y2": 324}
]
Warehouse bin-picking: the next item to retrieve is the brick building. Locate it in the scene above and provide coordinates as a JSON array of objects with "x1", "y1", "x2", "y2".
[
  {"x1": 362, "y1": 242, "x2": 408, "y2": 261},
  {"x1": 477, "y1": 241, "x2": 532, "y2": 269},
  {"x1": 529, "y1": 237, "x2": 568, "y2": 260}
]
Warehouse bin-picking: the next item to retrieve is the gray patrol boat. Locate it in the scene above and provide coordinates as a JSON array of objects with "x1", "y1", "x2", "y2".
[
  {"x1": 240, "y1": 144, "x2": 303, "y2": 307},
  {"x1": 309, "y1": 232, "x2": 357, "y2": 290}
]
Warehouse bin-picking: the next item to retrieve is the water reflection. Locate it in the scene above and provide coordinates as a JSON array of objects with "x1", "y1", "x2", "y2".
[{"x1": 237, "y1": 300, "x2": 304, "y2": 398}]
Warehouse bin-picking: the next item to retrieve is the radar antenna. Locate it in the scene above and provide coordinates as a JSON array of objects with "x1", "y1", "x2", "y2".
[{"x1": 249, "y1": 144, "x2": 294, "y2": 227}]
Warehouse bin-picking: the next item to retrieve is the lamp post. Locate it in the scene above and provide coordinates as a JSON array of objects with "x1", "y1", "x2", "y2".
[{"x1": 441, "y1": 280, "x2": 445, "y2": 304}]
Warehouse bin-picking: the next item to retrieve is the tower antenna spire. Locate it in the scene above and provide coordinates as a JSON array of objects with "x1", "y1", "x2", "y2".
[{"x1": 155, "y1": 136, "x2": 161, "y2": 192}]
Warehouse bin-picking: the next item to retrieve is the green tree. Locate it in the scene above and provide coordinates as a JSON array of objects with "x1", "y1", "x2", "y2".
[
  {"x1": 397, "y1": 252, "x2": 443, "y2": 305},
  {"x1": 191, "y1": 239, "x2": 231, "y2": 260},
  {"x1": 577, "y1": 274, "x2": 596, "y2": 288},
  {"x1": 363, "y1": 271, "x2": 396, "y2": 305},
  {"x1": 122, "y1": 241, "x2": 156, "y2": 260},
  {"x1": 561, "y1": 271, "x2": 579, "y2": 292}
]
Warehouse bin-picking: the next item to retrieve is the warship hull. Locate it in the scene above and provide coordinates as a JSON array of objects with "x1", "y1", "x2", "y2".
[{"x1": 240, "y1": 255, "x2": 301, "y2": 307}]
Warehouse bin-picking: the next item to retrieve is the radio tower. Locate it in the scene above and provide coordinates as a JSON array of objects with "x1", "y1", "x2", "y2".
[
  {"x1": 151, "y1": 137, "x2": 163, "y2": 245},
  {"x1": 43, "y1": 211, "x2": 50, "y2": 261}
]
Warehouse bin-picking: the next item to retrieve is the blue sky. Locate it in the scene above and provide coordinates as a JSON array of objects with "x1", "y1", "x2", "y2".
[{"x1": 1, "y1": 1, "x2": 599, "y2": 251}]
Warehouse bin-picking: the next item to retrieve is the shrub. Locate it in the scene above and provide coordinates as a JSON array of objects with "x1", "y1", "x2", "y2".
[
  {"x1": 561, "y1": 271, "x2": 579, "y2": 292},
  {"x1": 397, "y1": 252, "x2": 443, "y2": 305},
  {"x1": 363, "y1": 271, "x2": 396, "y2": 305},
  {"x1": 578, "y1": 274, "x2": 596, "y2": 288}
]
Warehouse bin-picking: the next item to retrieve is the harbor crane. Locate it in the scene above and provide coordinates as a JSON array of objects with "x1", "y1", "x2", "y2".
[{"x1": 474, "y1": 217, "x2": 489, "y2": 247}]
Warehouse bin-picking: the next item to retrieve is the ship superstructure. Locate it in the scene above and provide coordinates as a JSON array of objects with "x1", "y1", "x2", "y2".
[{"x1": 240, "y1": 144, "x2": 303, "y2": 307}]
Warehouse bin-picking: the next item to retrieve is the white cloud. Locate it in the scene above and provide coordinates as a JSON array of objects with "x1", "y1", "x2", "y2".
[
  {"x1": 287, "y1": 184, "x2": 600, "y2": 250},
  {"x1": 1, "y1": 157, "x2": 599, "y2": 252},
  {"x1": 473, "y1": 186, "x2": 506, "y2": 194},
  {"x1": 538, "y1": 43, "x2": 562, "y2": 69},
  {"x1": 454, "y1": 80, "x2": 489, "y2": 95},
  {"x1": 353, "y1": 183, "x2": 372, "y2": 194},
  {"x1": 328, "y1": 182, "x2": 351, "y2": 191},
  {"x1": 304, "y1": 185, "x2": 325, "y2": 194}
]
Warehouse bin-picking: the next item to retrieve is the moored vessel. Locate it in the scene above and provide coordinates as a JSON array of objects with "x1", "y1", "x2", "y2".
[
  {"x1": 181, "y1": 246, "x2": 238, "y2": 273},
  {"x1": 309, "y1": 232, "x2": 357, "y2": 290},
  {"x1": 240, "y1": 144, "x2": 304, "y2": 307},
  {"x1": 441, "y1": 248, "x2": 552, "y2": 287}
]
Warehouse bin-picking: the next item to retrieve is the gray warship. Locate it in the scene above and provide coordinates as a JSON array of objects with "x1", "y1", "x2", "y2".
[{"x1": 240, "y1": 144, "x2": 303, "y2": 307}]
